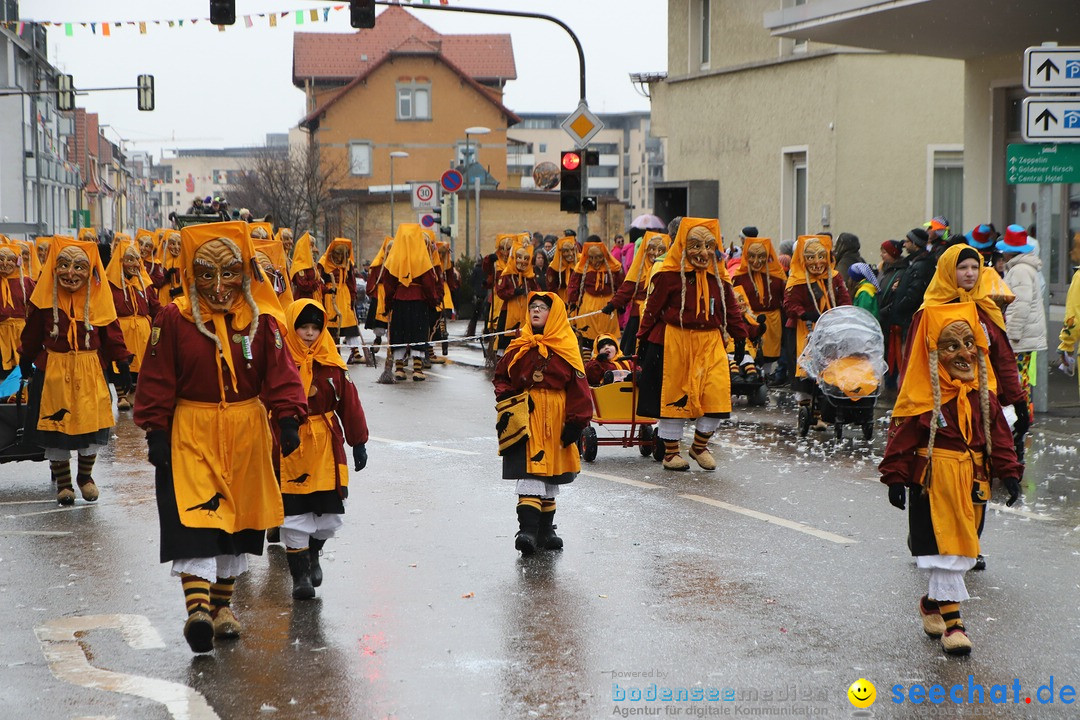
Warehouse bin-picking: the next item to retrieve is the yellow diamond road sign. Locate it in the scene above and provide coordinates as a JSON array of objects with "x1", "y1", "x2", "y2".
[{"x1": 561, "y1": 102, "x2": 604, "y2": 148}]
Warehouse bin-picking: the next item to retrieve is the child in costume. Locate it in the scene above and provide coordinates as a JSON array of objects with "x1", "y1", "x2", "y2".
[
  {"x1": 279, "y1": 299, "x2": 368, "y2": 600},
  {"x1": 318, "y1": 238, "x2": 362, "y2": 364},
  {"x1": 728, "y1": 285, "x2": 765, "y2": 381},
  {"x1": 636, "y1": 218, "x2": 748, "y2": 471},
  {"x1": 495, "y1": 237, "x2": 540, "y2": 356},
  {"x1": 383, "y1": 224, "x2": 440, "y2": 381},
  {"x1": 605, "y1": 231, "x2": 671, "y2": 358},
  {"x1": 20, "y1": 235, "x2": 131, "y2": 504},
  {"x1": 133, "y1": 220, "x2": 307, "y2": 654},
  {"x1": 0, "y1": 240, "x2": 34, "y2": 374},
  {"x1": 567, "y1": 238, "x2": 623, "y2": 359},
  {"x1": 494, "y1": 292, "x2": 591, "y2": 554},
  {"x1": 584, "y1": 334, "x2": 632, "y2": 386},
  {"x1": 880, "y1": 302, "x2": 1021, "y2": 656},
  {"x1": 105, "y1": 236, "x2": 162, "y2": 411}
]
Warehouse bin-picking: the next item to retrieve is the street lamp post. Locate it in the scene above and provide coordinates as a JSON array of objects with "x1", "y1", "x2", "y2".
[
  {"x1": 463, "y1": 126, "x2": 490, "y2": 257},
  {"x1": 389, "y1": 151, "x2": 409, "y2": 236}
]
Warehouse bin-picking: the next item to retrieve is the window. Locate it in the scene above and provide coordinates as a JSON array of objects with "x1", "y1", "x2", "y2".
[
  {"x1": 793, "y1": 0, "x2": 808, "y2": 53},
  {"x1": 928, "y1": 146, "x2": 963, "y2": 234},
  {"x1": 538, "y1": 143, "x2": 547, "y2": 153},
  {"x1": 700, "y1": 0, "x2": 711, "y2": 68},
  {"x1": 781, "y1": 148, "x2": 808, "y2": 240},
  {"x1": 396, "y1": 84, "x2": 431, "y2": 121},
  {"x1": 349, "y1": 142, "x2": 372, "y2": 176}
]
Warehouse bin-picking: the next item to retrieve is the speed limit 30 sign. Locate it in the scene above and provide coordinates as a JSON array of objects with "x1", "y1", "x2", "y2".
[{"x1": 411, "y1": 182, "x2": 439, "y2": 210}]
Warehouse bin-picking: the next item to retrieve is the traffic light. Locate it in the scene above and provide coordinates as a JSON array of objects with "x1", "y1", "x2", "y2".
[
  {"x1": 437, "y1": 195, "x2": 454, "y2": 237},
  {"x1": 137, "y1": 74, "x2": 155, "y2": 112},
  {"x1": 350, "y1": 0, "x2": 376, "y2": 29},
  {"x1": 57, "y1": 74, "x2": 75, "y2": 112},
  {"x1": 209, "y1": 0, "x2": 236, "y2": 25},
  {"x1": 560, "y1": 150, "x2": 583, "y2": 213}
]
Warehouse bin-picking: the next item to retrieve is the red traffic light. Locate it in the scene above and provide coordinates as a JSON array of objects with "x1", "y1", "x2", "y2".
[{"x1": 561, "y1": 152, "x2": 582, "y2": 171}]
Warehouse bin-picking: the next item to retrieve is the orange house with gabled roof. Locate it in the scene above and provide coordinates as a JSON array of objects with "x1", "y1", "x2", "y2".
[{"x1": 294, "y1": 6, "x2": 519, "y2": 192}]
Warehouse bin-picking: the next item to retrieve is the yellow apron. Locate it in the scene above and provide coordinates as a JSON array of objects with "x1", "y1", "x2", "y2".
[
  {"x1": 661, "y1": 325, "x2": 731, "y2": 418},
  {"x1": 525, "y1": 388, "x2": 580, "y2": 478},
  {"x1": 761, "y1": 308, "x2": 782, "y2": 358},
  {"x1": 170, "y1": 397, "x2": 283, "y2": 533},
  {"x1": 0, "y1": 317, "x2": 24, "y2": 371},
  {"x1": 323, "y1": 275, "x2": 358, "y2": 329},
  {"x1": 37, "y1": 349, "x2": 113, "y2": 435},
  {"x1": 279, "y1": 411, "x2": 347, "y2": 497},
  {"x1": 116, "y1": 315, "x2": 151, "y2": 373},
  {"x1": 442, "y1": 282, "x2": 455, "y2": 313},
  {"x1": 501, "y1": 290, "x2": 527, "y2": 335},
  {"x1": 917, "y1": 447, "x2": 986, "y2": 558},
  {"x1": 573, "y1": 292, "x2": 620, "y2": 344}
]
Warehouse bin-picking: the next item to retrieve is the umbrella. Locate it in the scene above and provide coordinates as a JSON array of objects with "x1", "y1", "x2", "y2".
[{"x1": 630, "y1": 214, "x2": 665, "y2": 230}]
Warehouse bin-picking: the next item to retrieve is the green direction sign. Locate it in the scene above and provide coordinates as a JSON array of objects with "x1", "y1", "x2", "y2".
[
  {"x1": 1007, "y1": 143, "x2": 1080, "y2": 184},
  {"x1": 71, "y1": 209, "x2": 90, "y2": 228}
]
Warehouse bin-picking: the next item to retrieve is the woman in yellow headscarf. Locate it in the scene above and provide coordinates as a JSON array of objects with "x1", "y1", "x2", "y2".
[
  {"x1": 133, "y1": 220, "x2": 307, "y2": 655},
  {"x1": 0, "y1": 240, "x2": 35, "y2": 372},
  {"x1": 879, "y1": 302, "x2": 1021, "y2": 657},
  {"x1": 383, "y1": 224, "x2": 440, "y2": 381},
  {"x1": 636, "y1": 218, "x2": 748, "y2": 471},
  {"x1": 567, "y1": 237, "x2": 624, "y2": 358},
  {"x1": 362, "y1": 235, "x2": 393, "y2": 356},
  {"x1": 105, "y1": 236, "x2": 162, "y2": 411},
  {"x1": 21, "y1": 235, "x2": 131, "y2": 505},
  {"x1": 318, "y1": 238, "x2": 362, "y2": 364},
  {"x1": 546, "y1": 236, "x2": 579, "y2": 303},
  {"x1": 157, "y1": 229, "x2": 184, "y2": 306},
  {"x1": 605, "y1": 231, "x2": 670, "y2": 357},
  {"x1": 494, "y1": 291, "x2": 592, "y2": 555},
  {"x1": 290, "y1": 232, "x2": 321, "y2": 301},
  {"x1": 732, "y1": 235, "x2": 786, "y2": 380},
  {"x1": 783, "y1": 235, "x2": 852, "y2": 420},
  {"x1": 278, "y1": 299, "x2": 368, "y2": 601},
  {"x1": 494, "y1": 235, "x2": 539, "y2": 356}
]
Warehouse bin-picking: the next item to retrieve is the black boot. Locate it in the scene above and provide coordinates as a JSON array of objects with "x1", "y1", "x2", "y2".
[
  {"x1": 537, "y1": 510, "x2": 563, "y2": 550},
  {"x1": 309, "y1": 538, "x2": 326, "y2": 588},
  {"x1": 286, "y1": 550, "x2": 316, "y2": 600},
  {"x1": 515, "y1": 503, "x2": 541, "y2": 555}
]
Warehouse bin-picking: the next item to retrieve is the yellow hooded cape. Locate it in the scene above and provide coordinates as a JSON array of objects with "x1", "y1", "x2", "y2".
[
  {"x1": 384, "y1": 224, "x2": 434, "y2": 288},
  {"x1": 254, "y1": 238, "x2": 295, "y2": 306},
  {"x1": 657, "y1": 218, "x2": 729, "y2": 318},
  {"x1": 283, "y1": 299, "x2": 347, "y2": 395},
  {"x1": 506, "y1": 291, "x2": 585, "y2": 375},
  {"x1": 291, "y1": 232, "x2": 316, "y2": 276},
  {"x1": 30, "y1": 235, "x2": 117, "y2": 344},
  {"x1": 919, "y1": 243, "x2": 1007, "y2": 331},
  {"x1": 624, "y1": 231, "x2": 671, "y2": 285},
  {"x1": 734, "y1": 237, "x2": 787, "y2": 283}
]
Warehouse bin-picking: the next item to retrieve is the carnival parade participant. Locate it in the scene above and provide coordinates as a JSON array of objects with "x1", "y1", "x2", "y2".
[
  {"x1": 493, "y1": 292, "x2": 591, "y2": 554},
  {"x1": 728, "y1": 285, "x2": 765, "y2": 380},
  {"x1": 567, "y1": 237, "x2": 624, "y2": 359},
  {"x1": 133, "y1": 220, "x2": 307, "y2": 654},
  {"x1": 1059, "y1": 263, "x2": 1080, "y2": 393},
  {"x1": 254, "y1": 237, "x2": 295, "y2": 309},
  {"x1": 318, "y1": 238, "x2": 362, "y2": 364},
  {"x1": 383, "y1": 224, "x2": 440, "y2": 381},
  {"x1": 494, "y1": 237, "x2": 540, "y2": 356},
  {"x1": 998, "y1": 225, "x2": 1047, "y2": 429},
  {"x1": 435, "y1": 240, "x2": 459, "y2": 356},
  {"x1": 136, "y1": 228, "x2": 166, "y2": 293},
  {"x1": 105, "y1": 236, "x2": 161, "y2": 411},
  {"x1": 362, "y1": 236, "x2": 393, "y2": 357},
  {"x1": 848, "y1": 262, "x2": 880, "y2": 320},
  {"x1": 636, "y1": 218, "x2": 748, "y2": 471},
  {"x1": 33, "y1": 236, "x2": 50, "y2": 276},
  {"x1": 783, "y1": 235, "x2": 852, "y2": 425},
  {"x1": 158, "y1": 229, "x2": 184, "y2": 306},
  {"x1": 20, "y1": 235, "x2": 131, "y2": 504},
  {"x1": 584, "y1": 333, "x2": 632, "y2": 386},
  {"x1": 279, "y1": 299, "x2": 368, "y2": 600},
  {"x1": 546, "y1": 236, "x2": 579, "y2": 304},
  {"x1": 732, "y1": 235, "x2": 786, "y2": 381},
  {"x1": 276, "y1": 228, "x2": 295, "y2": 273},
  {"x1": 605, "y1": 231, "x2": 670, "y2": 358},
  {"x1": 879, "y1": 302, "x2": 1021, "y2": 656},
  {"x1": 0, "y1": 240, "x2": 35, "y2": 374},
  {"x1": 290, "y1": 232, "x2": 322, "y2": 301},
  {"x1": 483, "y1": 233, "x2": 522, "y2": 344}
]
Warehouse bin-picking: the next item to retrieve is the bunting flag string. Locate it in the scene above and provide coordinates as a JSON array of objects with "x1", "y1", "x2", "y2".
[{"x1": 0, "y1": 1, "x2": 451, "y2": 37}]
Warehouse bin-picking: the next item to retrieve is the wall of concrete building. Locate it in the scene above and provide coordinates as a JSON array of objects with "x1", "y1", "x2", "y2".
[{"x1": 159, "y1": 154, "x2": 254, "y2": 219}]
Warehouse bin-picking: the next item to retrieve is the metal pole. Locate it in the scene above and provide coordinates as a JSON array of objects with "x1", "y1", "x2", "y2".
[
  {"x1": 389, "y1": 157, "x2": 395, "y2": 236},
  {"x1": 464, "y1": 134, "x2": 471, "y2": 257},
  {"x1": 1035, "y1": 182, "x2": 1052, "y2": 414},
  {"x1": 577, "y1": 152, "x2": 589, "y2": 240},
  {"x1": 474, "y1": 177, "x2": 481, "y2": 256}
]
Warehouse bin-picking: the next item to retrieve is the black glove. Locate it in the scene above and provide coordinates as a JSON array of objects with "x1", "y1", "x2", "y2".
[
  {"x1": 169, "y1": 286, "x2": 184, "y2": 298},
  {"x1": 601, "y1": 303, "x2": 616, "y2": 315},
  {"x1": 1004, "y1": 477, "x2": 1020, "y2": 507},
  {"x1": 560, "y1": 423, "x2": 583, "y2": 448},
  {"x1": 166, "y1": 267, "x2": 179, "y2": 281},
  {"x1": 1012, "y1": 402, "x2": 1030, "y2": 437},
  {"x1": 888, "y1": 484, "x2": 906, "y2": 510},
  {"x1": 801, "y1": 310, "x2": 820, "y2": 322},
  {"x1": 514, "y1": 285, "x2": 527, "y2": 296},
  {"x1": 18, "y1": 354, "x2": 34, "y2": 380},
  {"x1": 756, "y1": 314, "x2": 767, "y2": 326},
  {"x1": 323, "y1": 287, "x2": 337, "y2": 295},
  {"x1": 352, "y1": 443, "x2": 367, "y2": 471},
  {"x1": 279, "y1": 417, "x2": 301, "y2": 458},
  {"x1": 116, "y1": 361, "x2": 132, "y2": 393},
  {"x1": 147, "y1": 429, "x2": 171, "y2": 468},
  {"x1": 320, "y1": 270, "x2": 333, "y2": 284},
  {"x1": 733, "y1": 339, "x2": 746, "y2": 364}
]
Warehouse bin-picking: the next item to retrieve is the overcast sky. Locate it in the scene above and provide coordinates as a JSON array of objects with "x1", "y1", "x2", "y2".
[{"x1": 27, "y1": 0, "x2": 667, "y2": 159}]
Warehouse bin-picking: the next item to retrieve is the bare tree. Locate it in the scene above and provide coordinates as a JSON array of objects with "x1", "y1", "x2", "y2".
[{"x1": 229, "y1": 144, "x2": 345, "y2": 234}]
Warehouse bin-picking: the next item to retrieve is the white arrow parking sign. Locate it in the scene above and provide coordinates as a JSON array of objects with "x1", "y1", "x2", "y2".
[
  {"x1": 1022, "y1": 96, "x2": 1080, "y2": 143},
  {"x1": 1024, "y1": 47, "x2": 1080, "y2": 92}
]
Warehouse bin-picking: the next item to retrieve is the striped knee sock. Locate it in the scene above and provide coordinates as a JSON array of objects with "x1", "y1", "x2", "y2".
[
  {"x1": 663, "y1": 439, "x2": 681, "y2": 461},
  {"x1": 540, "y1": 498, "x2": 556, "y2": 513},
  {"x1": 517, "y1": 496, "x2": 542, "y2": 511},
  {"x1": 210, "y1": 577, "x2": 235, "y2": 611},
  {"x1": 76, "y1": 454, "x2": 96, "y2": 486},
  {"x1": 181, "y1": 574, "x2": 211, "y2": 616},
  {"x1": 691, "y1": 430, "x2": 712, "y2": 454},
  {"x1": 937, "y1": 601, "x2": 963, "y2": 630},
  {"x1": 50, "y1": 460, "x2": 72, "y2": 492}
]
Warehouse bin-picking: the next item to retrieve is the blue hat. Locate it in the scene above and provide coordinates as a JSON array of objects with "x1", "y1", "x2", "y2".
[
  {"x1": 996, "y1": 224, "x2": 1036, "y2": 254},
  {"x1": 964, "y1": 224, "x2": 994, "y2": 250}
]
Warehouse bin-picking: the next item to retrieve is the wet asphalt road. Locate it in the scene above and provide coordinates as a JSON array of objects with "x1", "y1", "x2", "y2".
[{"x1": 2, "y1": 348, "x2": 1080, "y2": 720}]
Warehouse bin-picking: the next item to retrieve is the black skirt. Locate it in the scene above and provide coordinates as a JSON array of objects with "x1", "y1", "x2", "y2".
[
  {"x1": 283, "y1": 488, "x2": 346, "y2": 516},
  {"x1": 636, "y1": 339, "x2": 664, "y2": 419},
  {"x1": 389, "y1": 300, "x2": 432, "y2": 347},
  {"x1": 155, "y1": 464, "x2": 265, "y2": 563},
  {"x1": 500, "y1": 438, "x2": 576, "y2": 484},
  {"x1": 620, "y1": 315, "x2": 640, "y2": 358},
  {"x1": 25, "y1": 370, "x2": 111, "y2": 451}
]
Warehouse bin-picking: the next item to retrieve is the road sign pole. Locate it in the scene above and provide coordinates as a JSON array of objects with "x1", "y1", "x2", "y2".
[
  {"x1": 578, "y1": 152, "x2": 589, "y2": 240},
  {"x1": 1035, "y1": 183, "x2": 1052, "y2": 414}
]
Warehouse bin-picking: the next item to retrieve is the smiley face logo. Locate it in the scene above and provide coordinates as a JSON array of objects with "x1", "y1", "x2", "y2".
[{"x1": 847, "y1": 679, "x2": 876, "y2": 709}]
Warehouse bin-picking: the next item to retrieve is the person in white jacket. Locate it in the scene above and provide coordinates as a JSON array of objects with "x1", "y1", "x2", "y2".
[{"x1": 998, "y1": 224, "x2": 1047, "y2": 426}]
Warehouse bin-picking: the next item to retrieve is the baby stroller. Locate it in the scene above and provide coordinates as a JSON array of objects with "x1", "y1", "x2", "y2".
[
  {"x1": 0, "y1": 373, "x2": 45, "y2": 464},
  {"x1": 796, "y1": 306, "x2": 886, "y2": 441}
]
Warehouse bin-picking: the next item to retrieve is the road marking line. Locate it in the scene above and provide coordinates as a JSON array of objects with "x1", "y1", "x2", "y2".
[
  {"x1": 0, "y1": 500, "x2": 57, "y2": 506},
  {"x1": 0, "y1": 530, "x2": 73, "y2": 537},
  {"x1": 423, "y1": 370, "x2": 453, "y2": 379},
  {"x1": 679, "y1": 494, "x2": 858, "y2": 545},
  {"x1": 368, "y1": 436, "x2": 480, "y2": 455},
  {"x1": 5, "y1": 505, "x2": 95, "y2": 519},
  {"x1": 989, "y1": 503, "x2": 1054, "y2": 521},
  {"x1": 36, "y1": 614, "x2": 219, "y2": 719},
  {"x1": 581, "y1": 471, "x2": 664, "y2": 490}
]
